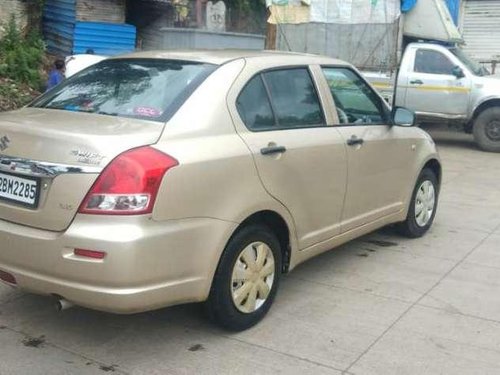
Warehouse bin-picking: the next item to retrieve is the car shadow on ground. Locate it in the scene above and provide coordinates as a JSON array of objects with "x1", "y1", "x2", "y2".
[
  {"x1": 0, "y1": 226, "x2": 403, "y2": 334},
  {"x1": 0, "y1": 227, "x2": 404, "y2": 339},
  {"x1": 421, "y1": 126, "x2": 478, "y2": 152}
]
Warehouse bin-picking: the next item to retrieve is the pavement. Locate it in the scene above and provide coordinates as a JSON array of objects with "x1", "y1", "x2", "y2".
[{"x1": 1, "y1": 129, "x2": 500, "y2": 375}]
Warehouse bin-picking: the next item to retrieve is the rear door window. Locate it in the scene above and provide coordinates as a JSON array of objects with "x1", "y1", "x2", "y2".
[
  {"x1": 263, "y1": 68, "x2": 324, "y2": 128},
  {"x1": 237, "y1": 67, "x2": 325, "y2": 131},
  {"x1": 32, "y1": 59, "x2": 216, "y2": 122},
  {"x1": 236, "y1": 75, "x2": 275, "y2": 130}
]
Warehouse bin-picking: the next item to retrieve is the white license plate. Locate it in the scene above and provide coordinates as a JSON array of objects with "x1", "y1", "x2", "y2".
[{"x1": 0, "y1": 172, "x2": 40, "y2": 208}]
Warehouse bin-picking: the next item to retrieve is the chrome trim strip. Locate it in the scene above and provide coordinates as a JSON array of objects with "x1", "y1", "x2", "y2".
[
  {"x1": 415, "y1": 111, "x2": 467, "y2": 121},
  {"x1": 0, "y1": 155, "x2": 102, "y2": 178}
]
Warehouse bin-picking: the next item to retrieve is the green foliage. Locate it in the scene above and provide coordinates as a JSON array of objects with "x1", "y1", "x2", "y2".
[
  {"x1": 0, "y1": 77, "x2": 39, "y2": 111},
  {"x1": 0, "y1": 15, "x2": 45, "y2": 88},
  {"x1": 224, "y1": 0, "x2": 267, "y2": 34},
  {"x1": 225, "y1": 0, "x2": 266, "y2": 13}
]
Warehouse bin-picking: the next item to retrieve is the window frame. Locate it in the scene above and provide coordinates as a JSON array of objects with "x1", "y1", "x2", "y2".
[
  {"x1": 320, "y1": 65, "x2": 391, "y2": 127},
  {"x1": 236, "y1": 65, "x2": 327, "y2": 132}
]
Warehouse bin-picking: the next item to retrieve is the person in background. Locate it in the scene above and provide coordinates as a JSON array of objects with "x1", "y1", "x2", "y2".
[
  {"x1": 46, "y1": 59, "x2": 65, "y2": 90},
  {"x1": 85, "y1": 48, "x2": 95, "y2": 54}
]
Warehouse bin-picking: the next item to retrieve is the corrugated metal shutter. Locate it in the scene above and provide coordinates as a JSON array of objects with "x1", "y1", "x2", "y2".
[{"x1": 461, "y1": 0, "x2": 500, "y2": 62}]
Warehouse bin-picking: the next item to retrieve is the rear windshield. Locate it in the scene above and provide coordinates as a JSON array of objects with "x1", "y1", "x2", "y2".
[{"x1": 31, "y1": 59, "x2": 216, "y2": 122}]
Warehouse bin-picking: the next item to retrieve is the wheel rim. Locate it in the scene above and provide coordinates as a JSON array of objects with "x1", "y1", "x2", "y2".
[
  {"x1": 485, "y1": 120, "x2": 500, "y2": 141},
  {"x1": 415, "y1": 180, "x2": 436, "y2": 227},
  {"x1": 231, "y1": 241, "x2": 275, "y2": 314}
]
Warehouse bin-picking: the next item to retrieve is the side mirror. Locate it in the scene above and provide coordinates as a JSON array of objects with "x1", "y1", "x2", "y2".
[
  {"x1": 452, "y1": 65, "x2": 465, "y2": 79},
  {"x1": 392, "y1": 107, "x2": 415, "y2": 127}
]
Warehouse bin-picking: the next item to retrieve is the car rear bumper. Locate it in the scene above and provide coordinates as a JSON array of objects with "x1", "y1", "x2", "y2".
[{"x1": 0, "y1": 215, "x2": 237, "y2": 313}]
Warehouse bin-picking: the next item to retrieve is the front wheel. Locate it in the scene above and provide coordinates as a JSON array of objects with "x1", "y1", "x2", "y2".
[
  {"x1": 205, "y1": 224, "x2": 282, "y2": 331},
  {"x1": 473, "y1": 107, "x2": 500, "y2": 153},
  {"x1": 397, "y1": 168, "x2": 439, "y2": 238}
]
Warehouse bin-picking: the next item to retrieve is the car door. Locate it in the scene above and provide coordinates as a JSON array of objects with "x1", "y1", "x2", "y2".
[
  {"x1": 321, "y1": 66, "x2": 414, "y2": 233},
  {"x1": 403, "y1": 48, "x2": 471, "y2": 115},
  {"x1": 232, "y1": 67, "x2": 348, "y2": 250}
]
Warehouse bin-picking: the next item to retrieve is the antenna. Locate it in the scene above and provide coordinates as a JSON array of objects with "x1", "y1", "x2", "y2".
[{"x1": 268, "y1": 5, "x2": 292, "y2": 51}]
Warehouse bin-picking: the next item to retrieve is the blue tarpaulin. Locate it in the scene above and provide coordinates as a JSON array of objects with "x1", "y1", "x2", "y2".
[
  {"x1": 445, "y1": 0, "x2": 460, "y2": 25},
  {"x1": 401, "y1": 0, "x2": 460, "y2": 25},
  {"x1": 401, "y1": 0, "x2": 418, "y2": 12}
]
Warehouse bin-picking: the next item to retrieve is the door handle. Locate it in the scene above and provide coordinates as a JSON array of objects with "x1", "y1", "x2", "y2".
[
  {"x1": 409, "y1": 79, "x2": 423, "y2": 85},
  {"x1": 346, "y1": 136, "x2": 364, "y2": 146},
  {"x1": 260, "y1": 145, "x2": 287, "y2": 155}
]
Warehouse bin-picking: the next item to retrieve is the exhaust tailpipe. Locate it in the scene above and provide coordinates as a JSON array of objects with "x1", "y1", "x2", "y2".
[{"x1": 55, "y1": 298, "x2": 74, "y2": 311}]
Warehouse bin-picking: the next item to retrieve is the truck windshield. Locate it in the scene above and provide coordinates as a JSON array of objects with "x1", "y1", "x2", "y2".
[
  {"x1": 449, "y1": 48, "x2": 489, "y2": 76},
  {"x1": 32, "y1": 59, "x2": 216, "y2": 122}
]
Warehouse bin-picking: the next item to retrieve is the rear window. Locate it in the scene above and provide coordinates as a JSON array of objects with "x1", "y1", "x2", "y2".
[{"x1": 31, "y1": 59, "x2": 216, "y2": 122}]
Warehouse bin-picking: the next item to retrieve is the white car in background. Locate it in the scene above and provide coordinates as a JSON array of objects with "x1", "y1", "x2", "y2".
[{"x1": 65, "y1": 54, "x2": 107, "y2": 78}]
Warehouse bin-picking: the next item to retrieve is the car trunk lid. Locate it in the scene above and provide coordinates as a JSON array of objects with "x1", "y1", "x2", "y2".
[{"x1": 0, "y1": 108, "x2": 165, "y2": 231}]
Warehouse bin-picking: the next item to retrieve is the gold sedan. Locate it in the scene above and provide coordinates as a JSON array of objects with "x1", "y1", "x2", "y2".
[{"x1": 0, "y1": 51, "x2": 441, "y2": 331}]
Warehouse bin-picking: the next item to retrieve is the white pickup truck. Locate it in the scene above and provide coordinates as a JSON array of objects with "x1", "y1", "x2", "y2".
[{"x1": 365, "y1": 42, "x2": 500, "y2": 152}]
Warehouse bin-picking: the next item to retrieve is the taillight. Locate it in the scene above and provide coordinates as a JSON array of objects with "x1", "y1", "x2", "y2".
[{"x1": 78, "y1": 146, "x2": 178, "y2": 215}]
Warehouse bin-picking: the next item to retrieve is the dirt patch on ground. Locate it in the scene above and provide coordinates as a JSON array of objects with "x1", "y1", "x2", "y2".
[
  {"x1": 22, "y1": 335, "x2": 45, "y2": 348},
  {"x1": 0, "y1": 77, "x2": 40, "y2": 112}
]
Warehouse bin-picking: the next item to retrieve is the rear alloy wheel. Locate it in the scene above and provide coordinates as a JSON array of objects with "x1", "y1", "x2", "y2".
[
  {"x1": 206, "y1": 224, "x2": 281, "y2": 331},
  {"x1": 231, "y1": 242, "x2": 275, "y2": 314},
  {"x1": 473, "y1": 107, "x2": 500, "y2": 153},
  {"x1": 398, "y1": 168, "x2": 439, "y2": 238}
]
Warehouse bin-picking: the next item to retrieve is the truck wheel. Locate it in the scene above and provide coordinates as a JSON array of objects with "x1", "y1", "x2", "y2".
[
  {"x1": 473, "y1": 107, "x2": 500, "y2": 152},
  {"x1": 205, "y1": 224, "x2": 281, "y2": 331}
]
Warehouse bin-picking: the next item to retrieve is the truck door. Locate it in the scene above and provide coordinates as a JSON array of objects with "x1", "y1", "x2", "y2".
[{"x1": 404, "y1": 48, "x2": 471, "y2": 116}]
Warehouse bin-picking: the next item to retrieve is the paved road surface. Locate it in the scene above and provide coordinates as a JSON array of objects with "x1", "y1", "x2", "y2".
[{"x1": 1, "y1": 130, "x2": 500, "y2": 374}]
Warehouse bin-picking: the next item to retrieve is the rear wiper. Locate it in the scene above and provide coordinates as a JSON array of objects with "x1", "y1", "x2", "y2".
[
  {"x1": 46, "y1": 106, "x2": 92, "y2": 114},
  {"x1": 97, "y1": 111, "x2": 119, "y2": 117}
]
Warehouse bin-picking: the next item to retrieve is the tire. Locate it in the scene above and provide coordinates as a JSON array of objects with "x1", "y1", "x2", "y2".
[
  {"x1": 205, "y1": 224, "x2": 282, "y2": 331},
  {"x1": 473, "y1": 107, "x2": 500, "y2": 153},
  {"x1": 397, "y1": 168, "x2": 439, "y2": 238}
]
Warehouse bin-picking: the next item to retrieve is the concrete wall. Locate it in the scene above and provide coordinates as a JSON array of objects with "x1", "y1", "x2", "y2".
[
  {"x1": 0, "y1": 0, "x2": 29, "y2": 37},
  {"x1": 142, "y1": 27, "x2": 265, "y2": 51}
]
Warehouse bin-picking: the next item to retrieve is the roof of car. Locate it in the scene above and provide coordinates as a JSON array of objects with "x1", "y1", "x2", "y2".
[{"x1": 111, "y1": 49, "x2": 349, "y2": 66}]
